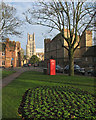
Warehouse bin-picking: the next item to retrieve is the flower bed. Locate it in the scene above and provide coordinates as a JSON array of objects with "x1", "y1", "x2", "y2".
[{"x1": 18, "y1": 86, "x2": 96, "y2": 119}]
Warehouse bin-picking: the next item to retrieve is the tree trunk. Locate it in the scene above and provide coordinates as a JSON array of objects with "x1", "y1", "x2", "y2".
[{"x1": 68, "y1": 48, "x2": 74, "y2": 76}]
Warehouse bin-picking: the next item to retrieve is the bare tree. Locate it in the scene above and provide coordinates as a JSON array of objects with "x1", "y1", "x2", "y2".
[
  {"x1": 24, "y1": 0, "x2": 95, "y2": 76},
  {"x1": 20, "y1": 48, "x2": 24, "y2": 61},
  {"x1": 0, "y1": 2, "x2": 22, "y2": 41},
  {"x1": 93, "y1": 36, "x2": 96, "y2": 45}
]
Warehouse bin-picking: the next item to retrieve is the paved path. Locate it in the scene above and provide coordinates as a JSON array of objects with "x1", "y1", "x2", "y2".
[
  {"x1": 1, "y1": 67, "x2": 43, "y2": 88},
  {"x1": 1, "y1": 67, "x2": 93, "y2": 88}
]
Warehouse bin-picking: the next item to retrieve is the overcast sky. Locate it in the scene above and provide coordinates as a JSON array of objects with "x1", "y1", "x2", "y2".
[{"x1": 5, "y1": 2, "x2": 59, "y2": 51}]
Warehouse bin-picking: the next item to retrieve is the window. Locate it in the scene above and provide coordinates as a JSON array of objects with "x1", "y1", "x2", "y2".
[
  {"x1": 29, "y1": 36, "x2": 30, "y2": 40},
  {"x1": 11, "y1": 60, "x2": 13, "y2": 65},
  {"x1": 94, "y1": 57, "x2": 96, "y2": 62},
  {"x1": 2, "y1": 61, "x2": 5, "y2": 65},
  {"x1": 85, "y1": 57, "x2": 88, "y2": 61},
  {"x1": 2, "y1": 52, "x2": 5, "y2": 56}
]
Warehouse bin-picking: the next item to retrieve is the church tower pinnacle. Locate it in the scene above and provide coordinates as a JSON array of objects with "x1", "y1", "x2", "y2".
[{"x1": 26, "y1": 33, "x2": 36, "y2": 59}]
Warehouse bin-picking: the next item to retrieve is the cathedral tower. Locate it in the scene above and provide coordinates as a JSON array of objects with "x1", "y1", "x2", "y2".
[{"x1": 26, "y1": 33, "x2": 36, "y2": 59}]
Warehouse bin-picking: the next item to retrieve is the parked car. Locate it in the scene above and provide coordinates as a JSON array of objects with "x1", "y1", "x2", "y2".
[
  {"x1": 87, "y1": 69, "x2": 96, "y2": 77},
  {"x1": 23, "y1": 64, "x2": 28, "y2": 67},
  {"x1": 34, "y1": 63, "x2": 39, "y2": 67},
  {"x1": 56, "y1": 65, "x2": 63, "y2": 73},
  {"x1": 64, "y1": 64, "x2": 85, "y2": 75}
]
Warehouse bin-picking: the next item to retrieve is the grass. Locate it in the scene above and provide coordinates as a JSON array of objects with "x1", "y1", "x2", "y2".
[
  {"x1": 2, "y1": 71, "x2": 96, "y2": 119},
  {"x1": 2, "y1": 70, "x2": 16, "y2": 78}
]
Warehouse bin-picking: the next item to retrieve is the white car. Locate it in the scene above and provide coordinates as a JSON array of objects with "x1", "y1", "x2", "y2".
[{"x1": 56, "y1": 65, "x2": 63, "y2": 73}]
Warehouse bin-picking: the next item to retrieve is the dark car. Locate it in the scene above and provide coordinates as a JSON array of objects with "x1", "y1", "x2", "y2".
[
  {"x1": 56, "y1": 65, "x2": 63, "y2": 73},
  {"x1": 23, "y1": 64, "x2": 28, "y2": 67},
  {"x1": 64, "y1": 64, "x2": 85, "y2": 75},
  {"x1": 87, "y1": 69, "x2": 96, "y2": 77},
  {"x1": 34, "y1": 63, "x2": 39, "y2": 67}
]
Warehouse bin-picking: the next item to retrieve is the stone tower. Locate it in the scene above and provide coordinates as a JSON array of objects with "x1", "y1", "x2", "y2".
[{"x1": 26, "y1": 33, "x2": 36, "y2": 59}]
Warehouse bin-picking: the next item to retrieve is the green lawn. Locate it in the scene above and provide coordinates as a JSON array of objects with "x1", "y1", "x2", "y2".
[
  {"x1": 2, "y1": 71, "x2": 96, "y2": 119},
  {"x1": 2, "y1": 70, "x2": 16, "y2": 78}
]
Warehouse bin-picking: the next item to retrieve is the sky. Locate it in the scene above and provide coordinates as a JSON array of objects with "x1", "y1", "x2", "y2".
[
  {"x1": 4, "y1": 2, "x2": 59, "y2": 52},
  {"x1": 2, "y1": 1, "x2": 95, "y2": 52}
]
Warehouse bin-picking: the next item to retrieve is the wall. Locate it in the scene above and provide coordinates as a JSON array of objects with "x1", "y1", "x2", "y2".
[
  {"x1": 0, "y1": 39, "x2": 21, "y2": 68},
  {"x1": 44, "y1": 30, "x2": 92, "y2": 67}
]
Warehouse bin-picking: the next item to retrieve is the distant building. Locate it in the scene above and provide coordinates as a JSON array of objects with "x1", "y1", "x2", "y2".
[
  {"x1": 44, "y1": 29, "x2": 92, "y2": 67},
  {"x1": 36, "y1": 48, "x2": 44, "y2": 61},
  {"x1": 82, "y1": 45, "x2": 96, "y2": 69},
  {"x1": 0, "y1": 38, "x2": 21, "y2": 68},
  {"x1": 26, "y1": 33, "x2": 36, "y2": 59}
]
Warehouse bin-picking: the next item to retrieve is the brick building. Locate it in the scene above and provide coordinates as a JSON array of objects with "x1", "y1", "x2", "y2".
[
  {"x1": 0, "y1": 38, "x2": 21, "y2": 68},
  {"x1": 44, "y1": 29, "x2": 92, "y2": 67}
]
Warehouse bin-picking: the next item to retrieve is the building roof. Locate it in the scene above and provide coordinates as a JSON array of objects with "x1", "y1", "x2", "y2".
[
  {"x1": 82, "y1": 45, "x2": 96, "y2": 57},
  {"x1": 52, "y1": 33, "x2": 63, "y2": 41},
  {"x1": 52, "y1": 31, "x2": 80, "y2": 42}
]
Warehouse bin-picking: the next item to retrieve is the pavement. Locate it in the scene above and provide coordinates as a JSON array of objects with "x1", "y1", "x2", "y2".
[{"x1": 1, "y1": 66, "x2": 43, "y2": 88}]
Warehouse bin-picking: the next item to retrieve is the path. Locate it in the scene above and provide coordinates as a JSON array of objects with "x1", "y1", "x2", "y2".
[{"x1": 1, "y1": 67, "x2": 43, "y2": 88}]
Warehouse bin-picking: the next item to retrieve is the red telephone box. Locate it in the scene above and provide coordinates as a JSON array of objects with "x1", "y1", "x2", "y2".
[{"x1": 47, "y1": 59, "x2": 56, "y2": 75}]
